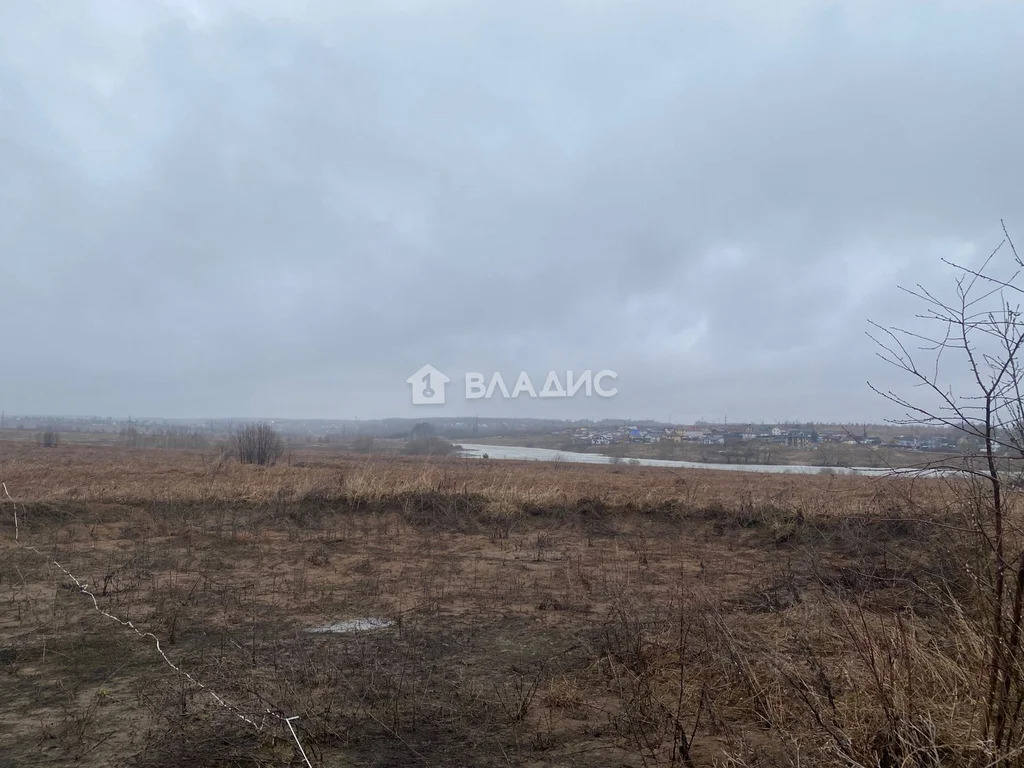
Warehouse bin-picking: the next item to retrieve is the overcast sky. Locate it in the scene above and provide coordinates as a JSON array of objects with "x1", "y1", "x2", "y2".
[{"x1": 2, "y1": 1, "x2": 1022, "y2": 423}]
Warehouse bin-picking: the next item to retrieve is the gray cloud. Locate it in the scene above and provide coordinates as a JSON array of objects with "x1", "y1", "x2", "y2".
[{"x1": 1, "y1": 1, "x2": 1022, "y2": 421}]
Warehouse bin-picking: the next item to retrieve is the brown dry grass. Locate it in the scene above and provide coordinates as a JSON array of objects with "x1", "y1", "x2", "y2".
[
  {"x1": 0, "y1": 442, "x2": 943, "y2": 514},
  {"x1": 0, "y1": 442, "x2": 1002, "y2": 767}
]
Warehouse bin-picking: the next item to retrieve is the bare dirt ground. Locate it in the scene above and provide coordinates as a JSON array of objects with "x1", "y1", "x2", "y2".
[{"x1": 0, "y1": 443, "x2": 985, "y2": 766}]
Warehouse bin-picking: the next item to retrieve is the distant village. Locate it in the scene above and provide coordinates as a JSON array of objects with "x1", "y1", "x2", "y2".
[{"x1": 557, "y1": 424, "x2": 968, "y2": 452}]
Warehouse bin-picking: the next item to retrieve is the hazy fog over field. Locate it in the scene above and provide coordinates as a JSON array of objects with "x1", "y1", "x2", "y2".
[{"x1": 2, "y1": 1, "x2": 1022, "y2": 422}]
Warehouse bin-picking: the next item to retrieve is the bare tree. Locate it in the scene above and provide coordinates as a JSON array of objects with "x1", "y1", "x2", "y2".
[
  {"x1": 868, "y1": 221, "x2": 1024, "y2": 750},
  {"x1": 232, "y1": 423, "x2": 284, "y2": 466},
  {"x1": 38, "y1": 430, "x2": 60, "y2": 447}
]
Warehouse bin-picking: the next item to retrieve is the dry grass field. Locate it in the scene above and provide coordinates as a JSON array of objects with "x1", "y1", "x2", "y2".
[{"x1": 0, "y1": 442, "x2": 1010, "y2": 766}]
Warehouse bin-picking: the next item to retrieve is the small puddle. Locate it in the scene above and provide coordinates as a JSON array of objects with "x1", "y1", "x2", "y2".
[{"x1": 307, "y1": 617, "x2": 394, "y2": 634}]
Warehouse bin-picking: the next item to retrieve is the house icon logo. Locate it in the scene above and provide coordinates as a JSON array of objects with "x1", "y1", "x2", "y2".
[{"x1": 407, "y1": 364, "x2": 451, "y2": 405}]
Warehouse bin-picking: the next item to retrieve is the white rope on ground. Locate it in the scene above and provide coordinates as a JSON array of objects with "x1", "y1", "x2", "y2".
[
  {"x1": 0, "y1": 482, "x2": 313, "y2": 767},
  {"x1": 286, "y1": 717, "x2": 314, "y2": 767},
  {"x1": 2, "y1": 483, "x2": 18, "y2": 539}
]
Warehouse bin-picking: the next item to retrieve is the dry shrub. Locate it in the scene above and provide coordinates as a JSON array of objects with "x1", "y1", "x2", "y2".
[
  {"x1": 761, "y1": 598, "x2": 988, "y2": 767},
  {"x1": 232, "y1": 423, "x2": 283, "y2": 466},
  {"x1": 481, "y1": 498, "x2": 522, "y2": 540},
  {"x1": 543, "y1": 676, "x2": 587, "y2": 716}
]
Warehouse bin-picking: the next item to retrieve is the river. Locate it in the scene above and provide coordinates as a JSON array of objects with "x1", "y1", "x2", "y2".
[{"x1": 456, "y1": 443, "x2": 906, "y2": 477}]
